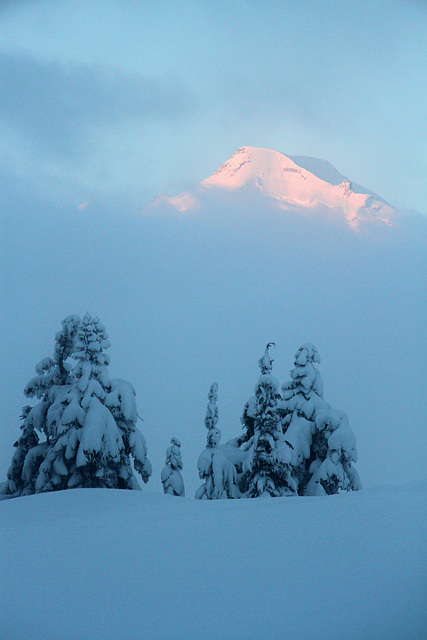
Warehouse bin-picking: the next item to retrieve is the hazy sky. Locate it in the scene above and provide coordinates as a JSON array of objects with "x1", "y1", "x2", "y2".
[{"x1": 1, "y1": 0, "x2": 426, "y2": 213}]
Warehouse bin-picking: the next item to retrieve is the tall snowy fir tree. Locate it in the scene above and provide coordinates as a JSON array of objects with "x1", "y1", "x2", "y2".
[
  {"x1": 242, "y1": 344, "x2": 296, "y2": 498},
  {"x1": 161, "y1": 437, "x2": 185, "y2": 497},
  {"x1": 195, "y1": 383, "x2": 240, "y2": 500},
  {"x1": 2, "y1": 314, "x2": 81, "y2": 497},
  {"x1": 280, "y1": 343, "x2": 361, "y2": 495},
  {"x1": 1, "y1": 314, "x2": 151, "y2": 498}
]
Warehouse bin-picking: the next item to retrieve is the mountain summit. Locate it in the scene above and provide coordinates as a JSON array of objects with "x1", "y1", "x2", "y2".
[{"x1": 147, "y1": 146, "x2": 397, "y2": 228}]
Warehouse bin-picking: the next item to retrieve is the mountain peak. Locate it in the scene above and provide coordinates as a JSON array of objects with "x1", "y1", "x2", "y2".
[
  {"x1": 146, "y1": 146, "x2": 397, "y2": 228},
  {"x1": 202, "y1": 146, "x2": 299, "y2": 190}
]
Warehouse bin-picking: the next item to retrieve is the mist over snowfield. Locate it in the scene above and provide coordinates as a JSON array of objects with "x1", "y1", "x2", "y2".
[{"x1": 1, "y1": 147, "x2": 426, "y2": 497}]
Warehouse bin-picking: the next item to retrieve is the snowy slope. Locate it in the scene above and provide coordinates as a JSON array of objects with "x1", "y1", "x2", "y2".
[
  {"x1": 1, "y1": 484, "x2": 425, "y2": 640},
  {"x1": 148, "y1": 147, "x2": 397, "y2": 228},
  {"x1": 288, "y1": 155, "x2": 387, "y2": 202}
]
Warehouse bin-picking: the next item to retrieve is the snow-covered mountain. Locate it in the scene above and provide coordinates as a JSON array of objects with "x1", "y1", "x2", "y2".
[{"x1": 148, "y1": 146, "x2": 397, "y2": 228}]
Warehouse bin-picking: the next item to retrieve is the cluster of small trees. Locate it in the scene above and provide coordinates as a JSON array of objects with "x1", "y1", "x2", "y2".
[{"x1": 1, "y1": 315, "x2": 361, "y2": 501}]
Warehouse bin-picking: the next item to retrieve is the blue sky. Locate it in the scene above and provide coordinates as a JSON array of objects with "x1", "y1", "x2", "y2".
[{"x1": 1, "y1": 0, "x2": 426, "y2": 213}]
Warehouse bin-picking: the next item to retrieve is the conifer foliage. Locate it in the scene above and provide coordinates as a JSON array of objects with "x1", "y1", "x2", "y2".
[
  {"x1": 195, "y1": 383, "x2": 240, "y2": 499},
  {"x1": 225, "y1": 342, "x2": 361, "y2": 498},
  {"x1": 280, "y1": 343, "x2": 361, "y2": 495},
  {"x1": 3, "y1": 406, "x2": 41, "y2": 497},
  {"x1": 279, "y1": 343, "x2": 326, "y2": 494},
  {"x1": 241, "y1": 344, "x2": 296, "y2": 497},
  {"x1": 2, "y1": 314, "x2": 151, "y2": 498},
  {"x1": 306, "y1": 408, "x2": 362, "y2": 495},
  {"x1": 161, "y1": 437, "x2": 185, "y2": 497}
]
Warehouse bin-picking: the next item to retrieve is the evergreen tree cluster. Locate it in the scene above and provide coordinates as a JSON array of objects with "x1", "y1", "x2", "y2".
[
  {"x1": 196, "y1": 343, "x2": 361, "y2": 499},
  {"x1": 2, "y1": 315, "x2": 361, "y2": 501}
]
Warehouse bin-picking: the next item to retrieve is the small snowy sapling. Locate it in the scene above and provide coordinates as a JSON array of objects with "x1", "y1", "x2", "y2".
[{"x1": 2, "y1": 406, "x2": 39, "y2": 497}]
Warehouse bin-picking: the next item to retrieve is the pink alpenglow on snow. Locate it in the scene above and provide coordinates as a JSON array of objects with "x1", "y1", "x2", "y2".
[{"x1": 147, "y1": 146, "x2": 397, "y2": 228}]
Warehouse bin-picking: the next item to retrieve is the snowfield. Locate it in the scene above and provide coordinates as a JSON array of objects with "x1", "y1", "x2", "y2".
[{"x1": 1, "y1": 483, "x2": 425, "y2": 640}]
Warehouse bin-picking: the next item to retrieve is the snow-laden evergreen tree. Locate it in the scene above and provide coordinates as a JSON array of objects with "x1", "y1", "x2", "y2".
[
  {"x1": 205, "y1": 382, "x2": 219, "y2": 431},
  {"x1": 2, "y1": 314, "x2": 81, "y2": 497},
  {"x1": 305, "y1": 409, "x2": 362, "y2": 495},
  {"x1": 242, "y1": 344, "x2": 296, "y2": 498},
  {"x1": 1, "y1": 313, "x2": 151, "y2": 498},
  {"x1": 279, "y1": 343, "x2": 327, "y2": 494},
  {"x1": 195, "y1": 383, "x2": 240, "y2": 500},
  {"x1": 161, "y1": 437, "x2": 185, "y2": 497},
  {"x1": 280, "y1": 343, "x2": 361, "y2": 495},
  {"x1": 2, "y1": 406, "x2": 40, "y2": 497}
]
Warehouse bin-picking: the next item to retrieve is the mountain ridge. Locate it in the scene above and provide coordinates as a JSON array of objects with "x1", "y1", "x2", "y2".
[{"x1": 287, "y1": 155, "x2": 387, "y2": 203}]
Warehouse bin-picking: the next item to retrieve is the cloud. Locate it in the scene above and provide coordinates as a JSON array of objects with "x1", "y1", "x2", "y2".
[
  {"x1": 0, "y1": 52, "x2": 196, "y2": 160},
  {"x1": 77, "y1": 200, "x2": 92, "y2": 211}
]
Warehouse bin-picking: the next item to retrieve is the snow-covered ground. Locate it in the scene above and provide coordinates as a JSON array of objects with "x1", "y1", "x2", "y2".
[{"x1": 1, "y1": 483, "x2": 425, "y2": 640}]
